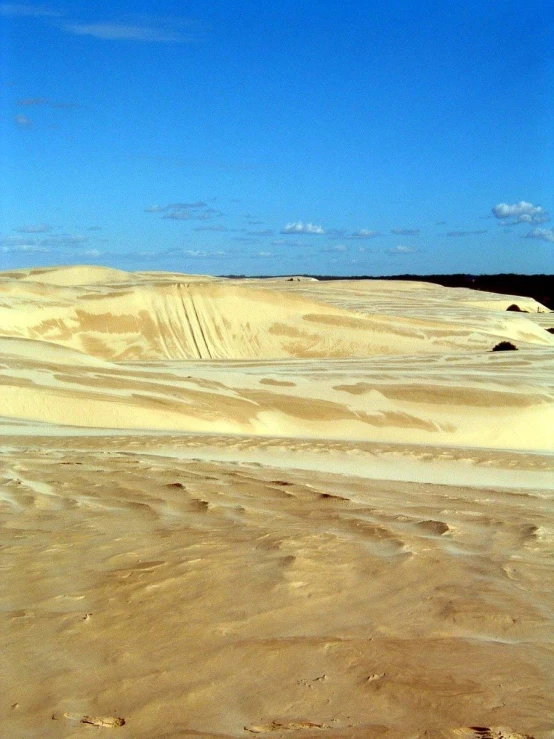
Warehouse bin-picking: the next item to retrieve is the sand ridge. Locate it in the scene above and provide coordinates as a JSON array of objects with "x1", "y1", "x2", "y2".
[{"x1": 0, "y1": 265, "x2": 553, "y2": 738}]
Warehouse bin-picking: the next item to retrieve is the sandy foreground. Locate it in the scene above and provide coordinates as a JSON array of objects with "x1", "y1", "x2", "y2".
[{"x1": 0, "y1": 266, "x2": 553, "y2": 739}]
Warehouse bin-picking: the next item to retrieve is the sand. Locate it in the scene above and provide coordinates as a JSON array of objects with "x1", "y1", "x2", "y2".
[{"x1": 0, "y1": 265, "x2": 553, "y2": 738}]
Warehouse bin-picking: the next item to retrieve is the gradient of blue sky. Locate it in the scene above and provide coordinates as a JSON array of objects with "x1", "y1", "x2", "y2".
[{"x1": 1, "y1": 1, "x2": 553, "y2": 275}]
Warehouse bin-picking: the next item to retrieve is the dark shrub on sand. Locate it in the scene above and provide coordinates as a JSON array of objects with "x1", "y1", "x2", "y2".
[{"x1": 492, "y1": 341, "x2": 518, "y2": 351}]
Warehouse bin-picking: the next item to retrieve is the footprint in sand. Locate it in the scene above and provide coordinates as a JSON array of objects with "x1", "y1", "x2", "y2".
[
  {"x1": 245, "y1": 719, "x2": 330, "y2": 733},
  {"x1": 53, "y1": 712, "x2": 125, "y2": 728}
]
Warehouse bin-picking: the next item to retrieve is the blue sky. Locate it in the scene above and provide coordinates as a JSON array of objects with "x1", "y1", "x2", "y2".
[{"x1": 1, "y1": 1, "x2": 553, "y2": 275}]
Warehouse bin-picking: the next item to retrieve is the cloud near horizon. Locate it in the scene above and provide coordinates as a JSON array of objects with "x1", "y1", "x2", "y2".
[
  {"x1": 345, "y1": 229, "x2": 381, "y2": 240},
  {"x1": 271, "y1": 239, "x2": 311, "y2": 247},
  {"x1": 387, "y1": 245, "x2": 417, "y2": 254},
  {"x1": 492, "y1": 201, "x2": 549, "y2": 225},
  {"x1": 525, "y1": 228, "x2": 554, "y2": 243},
  {"x1": 194, "y1": 224, "x2": 236, "y2": 232},
  {"x1": 281, "y1": 222, "x2": 325, "y2": 235},
  {"x1": 446, "y1": 230, "x2": 487, "y2": 237},
  {"x1": 15, "y1": 223, "x2": 53, "y2": 233},
  {"x1": 390, "y1": 228, "x2": 420, "y2": 236}
]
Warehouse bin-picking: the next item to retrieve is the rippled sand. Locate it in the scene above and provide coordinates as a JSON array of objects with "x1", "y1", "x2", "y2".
[{"x1": 1, "y1": 266, "x2": 553, "y2": 738}]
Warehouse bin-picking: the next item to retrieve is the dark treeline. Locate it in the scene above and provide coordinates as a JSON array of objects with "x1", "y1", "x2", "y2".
[
  {"x1": 366, "y1": 274, "x2": 554, "y2": 310},
  {"x1": 226, "y1": 274, "x2": 554, "y2": 311}
]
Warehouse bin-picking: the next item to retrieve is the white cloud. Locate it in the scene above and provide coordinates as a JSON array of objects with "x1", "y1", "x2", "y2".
[
  {"x1": 525, "y1": 228, "x2": 554, "y2": 243},
  {"x1": 144, "y1": 204, "x2": 164, "y2": 213},
  {"x1": 281, "y1": 221, "x2": 325, "y2": 235},
  {"x1": 321, "y1": 244, "x2": 347, "y2": 253},
  {"x1": 63, "y1": 22, "x2": 189, "y2": 43},
  {"x1": 14, "y1": 113, "x2": 32, "y2": 127},
  {"x1": 345, "y1": 229, "x2": 381, "y2": 240},
  {"x1": 15, "y1": 223, "x2": 53, "y2": 233},
  {"x1": 257, "y1": 251, "x2": 272, "y2": 257},
  {"x1": 492, "y1": 201, "x2": 549, "y2": 225}
]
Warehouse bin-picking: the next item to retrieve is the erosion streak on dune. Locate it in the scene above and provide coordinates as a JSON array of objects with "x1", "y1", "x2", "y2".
[{"x1": 0, "y1": 265, "x2": 553, "y2": 739}]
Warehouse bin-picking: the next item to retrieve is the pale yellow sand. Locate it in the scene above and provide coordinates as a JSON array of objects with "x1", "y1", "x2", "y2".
[{"x1": 0, "y1": 266, "x2": 553, "y2": 738}]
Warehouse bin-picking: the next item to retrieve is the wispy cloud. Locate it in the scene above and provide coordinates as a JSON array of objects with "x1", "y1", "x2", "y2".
[
  {"x1": 162, "y1": 212, "x2": 191, "y2": 221},
  {"x1": 148, "y1": 201, "x2": 222, "y2": 223},
  {"x1": 345, "y1": 229, "x2": 381, "y2": 240},
  {"x1": 0, "y1": 236, "x2": 38, "y2": 247},
  {"x1": 14, "y1": 113, "x2": 32, "y2": 127},
  {"x1": 391, "y1": 228, "x2": 420, "y2": 236},
  {"x1": 387, "y1": 245, "x2": 417, "y2": 254},
  {"x1": 42, "y1": 234, "x2": 88, "y2": 247},
  {"x1": 0, "y1": 243, "x2": 51, "y2": 253},
  {"x1": 492, "y1": 201, "x2": 549, "y2": 225},
  {"x1": 1, "y1": 5, "x2": 200, "y2": 44},
  {"x1": 62, "y1": 20, "x2": 196, "y2": 43},
  {"x1": 321, "y1": 244, "x2": 347, "y2": 253},
  {"x1": 183, "y1": 249, "x2": 227, "y2": 259},
  {"x1": 281, "y1": 221, "x2": 325, "y2": 235},
  {"x1": 525, "y1": 228, "x2": 554, "y2": 243},
  {"x1": 271, "y1": 239, "x2": 310, "y2": 247},
  {"x1": 446, "y1": 230, "x2": 487, "y2": 237},
  {"x1": 233, "y1": 236, "x2": 262, "y2": 244},
  {"x1": 0, "y1": 232, "x2": 88, "y2": 250},
  {"x1": 16, "y1": 96, "x2": 80, "y2": 109},
  {"x1": 15, "y1": 223, "x2": 53, "y2": 233},
  {"x1": 194, "y1": 224, "x2": 237, "y2": 232},
  {"x1": 169, "y1": 201, "x2": 207, "y2": 210},
  {"x1": 0, "y1": 3, "x2": 61, "y2": 17},
  {"x1": 16, "y1": 96, "x2": 48, "y2": 105}
]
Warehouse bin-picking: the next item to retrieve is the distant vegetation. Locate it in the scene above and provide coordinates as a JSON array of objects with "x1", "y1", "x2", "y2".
[{"x1": 492, "y1": 341, "x2": 518, "y2": 351}]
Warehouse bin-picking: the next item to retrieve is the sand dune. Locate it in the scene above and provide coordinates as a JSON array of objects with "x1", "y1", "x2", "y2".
[
  {"x1": 0, "y1": 265, "x2": 553, "y2": 738},
  {"x1": 0, "y1": 266, "x2": 551, "y2": 361}
]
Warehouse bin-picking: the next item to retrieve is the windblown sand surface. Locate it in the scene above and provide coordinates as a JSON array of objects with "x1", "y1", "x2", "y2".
[{"x1": 1, "y1": 265, "x2": 553, "y2": 738}]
